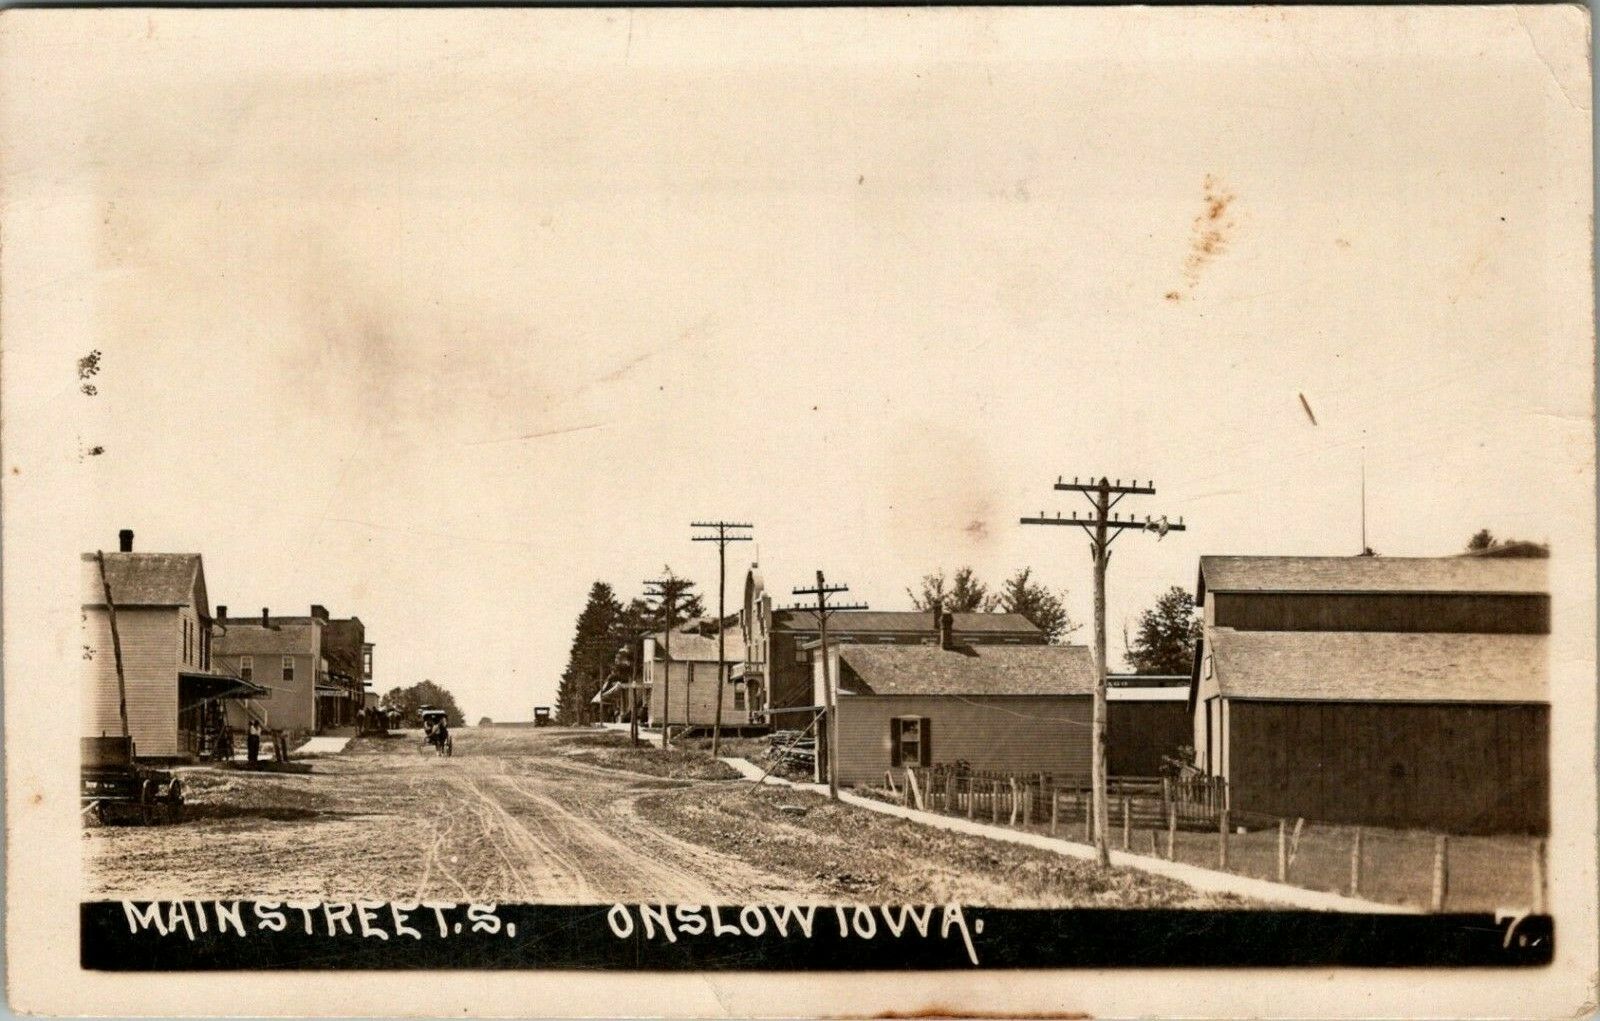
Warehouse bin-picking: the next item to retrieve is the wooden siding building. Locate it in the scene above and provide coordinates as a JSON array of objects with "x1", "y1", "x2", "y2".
[
  {"x1": 1105, "y1": 674, "x2": 1192, "y2": 776},
  {"x1": 813, "y1": 633, "x2": 1097, "y2": 786},
  {"x1": 644, "y1": 626, "x2": 753, "y2": 732},
  {"x1": 81, "y1": 533, "x2": 262, "y2": 761},
  {"x1": 741, "y1": 565, "x2": 1045, "y2": 732},
  {"x1": 1190, "y1": 555, "x2": 1549, "y2": 834},
  {"x1": 212, "y1": 608, "x2": 326, "y2": 735}
]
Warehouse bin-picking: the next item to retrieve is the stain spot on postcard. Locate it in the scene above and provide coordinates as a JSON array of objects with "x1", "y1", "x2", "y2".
[
  {"x1": 78, "y1": 349, "x2": 102, "y2": 396},
  {"x1": 1173, "y1": 175, "x2": 1236, "y2": 297}
]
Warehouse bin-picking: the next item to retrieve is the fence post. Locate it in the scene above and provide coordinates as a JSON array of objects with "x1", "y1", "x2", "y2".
[
  {"x1": 1349, "y1": 827, "x2": 1363, "y2": 897},
  {"x1": 1122, "y1": 797, "x2": 1131, "y2": 850},
  {"x1": 1218, "y1": 809, "x2": 1230, "y2": 869},
  {"x1": 1162, "y1": 775, "x2": 1171, "y2": 817},
  {"x1": 1084, "y1": 793, "x2": 1093, "y2": 841},
  {"x1": 1147, "y1": 830, "x2": 1158, "y2": 857},
  {"x1": 967, "y1": 778, "x2": 975, "y2": 820},
  {"x1": 1431, "y1": 835, "x2": 1448, "y2": 912},
  {"x1": 1022, "y1": 783, "x2": 1032, "y2": 827},
  {"x1": 991, "y1": 781, "x2": 1000, "y2": 825},
  {"x1": 1532, "y1": 838, "x2": 1547, "y2": 914},
  {"x1": 1166, "y1": 806, "x2": 1176, "y2": 861},
  {"x1": 1277, "y1": 819, "x2": 1288, "y2": 882},
  {"x1": 1050, "y1": 788, "x2": 1059, "y2": 836}
]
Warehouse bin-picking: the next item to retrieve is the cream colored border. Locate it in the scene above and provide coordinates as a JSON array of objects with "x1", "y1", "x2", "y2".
[{"x1": 3, "y1": 6, "x2": 1594, "y2": 1016}]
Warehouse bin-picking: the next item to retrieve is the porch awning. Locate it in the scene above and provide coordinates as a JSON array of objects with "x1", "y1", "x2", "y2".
[
  {"x1": 178, "y1": 671, "x2": 268, "y2": 708},
  {"x1": 314, "y1": 684, "x2": 349, "y2": 697}
]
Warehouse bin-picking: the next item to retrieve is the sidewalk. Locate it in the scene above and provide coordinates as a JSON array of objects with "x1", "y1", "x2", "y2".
[{"x1": 720, "y1": 756, "x2": 1416, "y2": 914}]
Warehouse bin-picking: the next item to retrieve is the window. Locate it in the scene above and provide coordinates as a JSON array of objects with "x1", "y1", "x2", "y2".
[
  {"x1": 181, "y1": 619, "x2": 190, "y2": 663},
  {"x1": 362, "y1": 645, "x2": 373, "y2": 679},
  {"x1": 795, "y1": 646, "x2": 808, "y2": 664},
  {"x1": 889, "y1": 716, "x2": 931, "y2": 768},
  {"x1": 240, "y1": 656, "x2": 253, "y2": 682},
  {"x1": 282, "y1": 656, "x2": 295, "y2": 681},
  {"x1": 733, "y1": 682, "x2": 746, "y2": 712}
]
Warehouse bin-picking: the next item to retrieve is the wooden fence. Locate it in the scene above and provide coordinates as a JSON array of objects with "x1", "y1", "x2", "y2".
[{"x1": 881, "y1": 764, "x2": 1548, "y2": 913}]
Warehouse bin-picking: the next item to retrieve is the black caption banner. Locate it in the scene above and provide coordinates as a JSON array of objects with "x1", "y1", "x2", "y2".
[{"x1": 82, "y1": 901, "x2": 1553, "y2": 971}]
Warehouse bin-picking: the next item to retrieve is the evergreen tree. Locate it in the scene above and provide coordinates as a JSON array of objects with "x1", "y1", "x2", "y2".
[
  {"x1": 555, "y1": 581, "x2": 624, "y2": 724},
  {"x1": 997, "y1": 567, "x2": 1080, "y2": 644},
  {"x1": 1125, "y1": 586, "x2": 1203, "y2": 675},
  {"x1": 644, "y1": 567, "x2": 704, "y2": 634}
]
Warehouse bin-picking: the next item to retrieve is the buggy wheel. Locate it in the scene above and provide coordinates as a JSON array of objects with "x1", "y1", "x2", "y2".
[{"x1": 443, "y1": 737, "x2": 453, "y2": 758}]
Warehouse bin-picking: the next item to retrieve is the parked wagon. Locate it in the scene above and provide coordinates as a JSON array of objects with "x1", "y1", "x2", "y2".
[{"x1": 81, "y1": 736, "x2": 184, "y2": 825}]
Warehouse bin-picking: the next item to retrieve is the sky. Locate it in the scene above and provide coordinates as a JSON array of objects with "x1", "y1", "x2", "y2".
[{"x1": 3, "y1": 7, "x2": 1591, "y2": 722}]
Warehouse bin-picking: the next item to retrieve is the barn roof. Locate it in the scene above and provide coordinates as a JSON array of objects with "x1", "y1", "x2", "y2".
[
  {"x1": 1206, "y1": 627, "x2": 1547, "y2": 704},
  {"x1": 649, "y1": 629, "x2": 745, "y2": 663},
  {"x1": 1196, "y1": 555, "x2": 1547, "y2": 604},
  {"x1": 836, "y1": 644, "x2": 1097, "y2": 697},
  {"x1": 81, "y1": 552, "x2": 206, "y2": 609},
  {"x1": 775, "y1": 609, "x2": 1041, "y2": 636}
]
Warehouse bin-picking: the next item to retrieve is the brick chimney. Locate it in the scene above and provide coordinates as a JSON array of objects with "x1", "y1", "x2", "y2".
[
  {"x1": 261, "y1": 607, "x2": 269, "y2": 628},
  {"x1": 118, "y1": 529, "x2": 134, "y2": 553},
  {"x1": 216, "y1": 605, "x2": 227, "y2": 621},
  {"x1": 310, "y1": 604, "x2": 329, "y2": 621},
  {"x1": 939, "y1": 611, "x2": 954, "y2": 650}
]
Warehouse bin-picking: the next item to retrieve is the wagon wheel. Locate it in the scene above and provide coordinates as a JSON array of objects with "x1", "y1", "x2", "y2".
[
  {"x1": 92, "y1": 800, "x2": 110, "y2": 825},
  {"x1": 138, "y1": 779, "x2": 158, "y2": 826},
  {"x1": 443, "y1": 736, "x2": 453, "y2": 758}
]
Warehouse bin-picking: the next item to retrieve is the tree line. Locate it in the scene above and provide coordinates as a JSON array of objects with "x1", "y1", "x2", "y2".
[{"x1": 554, "y1": 563, "x2": 1207, "y2": 724}]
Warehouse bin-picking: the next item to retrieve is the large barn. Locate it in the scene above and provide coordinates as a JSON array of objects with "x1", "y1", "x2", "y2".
[{"x1": 1189, "y1": 554, "x2": 1549, "y2": 834}]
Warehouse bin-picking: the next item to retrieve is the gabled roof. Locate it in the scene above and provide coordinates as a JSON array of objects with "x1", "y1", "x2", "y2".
[
  {"x1": 1196, "y1": 555, "x2": 1547, "y2": 605},
  {"x1": 212, "y1": 621, "x2": 320, "y2": 656},
  {"x1": 837, "y1": 644, "x2": 1096, "y2": 697},
  {"x1": 774, "y1": 609, "x2": 1041, "y2": 636},
  {"x1": 1205, "y1": 626, "x2": 1547, "y2": 704},
  {"x1": 648, "y1": 628, "x2": 745, "y2": 663},
  {"x1": 81, "y1": 552, "x2": 206, "y2": 610}
]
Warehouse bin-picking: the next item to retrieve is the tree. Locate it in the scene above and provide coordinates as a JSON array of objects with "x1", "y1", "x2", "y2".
[
  {"x1": 1125, "y1": 586, "x2": 1202, "y2": 675},
  {"x1": 555, "y1": 581, "x2": 625, "y2": 725},
  {"x1": 998, "y1": 568, "x2": 1080, "y2": 644},
  {"x1": 907, "y1": 566, "x2": 998, "y2": 613},
  {"x1": 380, "y1": 680, "x2": 466, "y2": 727},
  {"x1": 478, "y1": 716, "x2": 494, "y2": 727},
  {"x1": 644, "y1": 567, "x2": 705, "y2": 633},
  {"x1": 1468, "y1": 529, "x2": 1496, "y2": 551}
]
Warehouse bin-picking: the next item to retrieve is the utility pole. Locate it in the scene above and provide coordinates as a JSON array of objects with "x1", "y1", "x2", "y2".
[
  {"x1": 792, "y1": 571, "x2": 867, "y2": 802},
  {"x1": 692, "y1": 521, "x2": 753, "y2": 758},
  {"x1": 1021, "y1": 476, "x2": 1186, "y2": 867},
  {"x1": 643, "y1": 578, "x2": 678, "y2": 749}
]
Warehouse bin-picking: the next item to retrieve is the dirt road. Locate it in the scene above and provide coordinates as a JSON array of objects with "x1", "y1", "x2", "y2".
[
  {"x1": 86, "y1": 728, "x2": 812, "y2": 903},
  {"x1": 85, "y1": 727, "x2": 1235, "y2": 908}
]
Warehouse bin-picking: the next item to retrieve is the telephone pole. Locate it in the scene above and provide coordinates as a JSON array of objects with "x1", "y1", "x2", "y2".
[
  {"x1": 792, "y1": 571, "x2": 867, "y2": 802},
  {"x1": 643, "y1": 578, "x2": 678, "y2": 749},
  {"x1": 692, "y1": 521, "x2": 753, "y2": 758},
  {"x1": 1021, "y1": 476, "x2": 1186, "y2": 866}
]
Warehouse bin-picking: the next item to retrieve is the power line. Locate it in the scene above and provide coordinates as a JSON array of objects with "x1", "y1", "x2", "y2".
[
  {"x1": 691, "y1": 521, "x2": 753, "y2": 758},
  {"x1": 1021, "y1": 475, "x2": 1187, "y2": 868},
  {"x1": 792, "y1": 570, "x2": 867, "y2": 802}
]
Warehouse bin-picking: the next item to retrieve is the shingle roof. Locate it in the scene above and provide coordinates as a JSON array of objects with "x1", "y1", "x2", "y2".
[
  {"x1": 1197, "y1": 555, "x2": 1547, "y2": 603},
  {"x1": 649, "y1": 629, "x2": 745, "y2": 663},
  {"x1": 81, "y1": 552, "x2": 204, "y2": 608},
  {"x1": 775, "y1": 609, "x2": 1041, "y2": 636},
  {"x1": 212, "y1": 621, "x2": 319, "y2": 656},
  {"x1": 837, "y1": 644, "x2": 1097, "y2": 697},
  {"x1": 1206, "y1": 626, "x2": 1547, "y2": 703}
]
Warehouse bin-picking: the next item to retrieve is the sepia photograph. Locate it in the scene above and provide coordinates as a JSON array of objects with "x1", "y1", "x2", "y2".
[{"x1": 2, "y1": 3, "x2": 1594, "y2": 1016}]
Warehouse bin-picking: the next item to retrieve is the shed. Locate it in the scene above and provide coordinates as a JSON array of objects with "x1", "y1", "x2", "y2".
[{"x1": 1105, "y1": 674, "x2": 1192, "y2": 776}]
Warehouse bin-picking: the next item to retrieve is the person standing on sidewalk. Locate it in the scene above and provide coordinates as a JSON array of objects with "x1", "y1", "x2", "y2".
[{"x1": 247, "y1": 719, "x2": 261, "y2": 767}]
